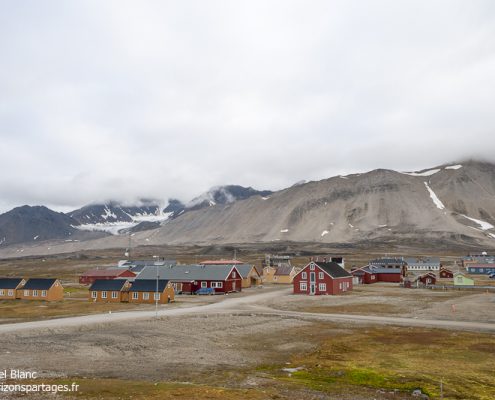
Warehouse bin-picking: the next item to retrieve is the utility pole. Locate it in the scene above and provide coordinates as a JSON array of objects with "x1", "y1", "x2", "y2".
[{"x1": 155, "y1": 264, "x2": 159, "y2": 318}]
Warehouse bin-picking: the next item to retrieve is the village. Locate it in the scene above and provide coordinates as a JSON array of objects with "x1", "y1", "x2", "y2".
[{"x1": 1, "y1": 251, "x2": 494, "y2": 307}]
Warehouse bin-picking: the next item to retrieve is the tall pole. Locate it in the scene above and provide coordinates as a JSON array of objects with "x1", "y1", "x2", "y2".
[{"x1": 155, "y1": 263, "x2": 159, "y2": 318}]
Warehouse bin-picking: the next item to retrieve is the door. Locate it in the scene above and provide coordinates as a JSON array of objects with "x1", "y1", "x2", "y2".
[
  {"x1": 310, "y1": 284, "x2": 316, "y2": 295},
  {"x1": 232, "y1": 281, "x2": 236, "y2": 292},
  {"x1": 310, "y1": 272, "x2": 316, "y2": 295}
]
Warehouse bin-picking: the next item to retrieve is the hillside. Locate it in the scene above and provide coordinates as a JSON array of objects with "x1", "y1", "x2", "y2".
[{"x1": 145, "y1": 161, "x2": 495, "y2": 246}]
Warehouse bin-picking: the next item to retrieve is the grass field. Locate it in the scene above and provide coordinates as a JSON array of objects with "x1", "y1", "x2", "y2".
[{"x1": 267, "y1": 324, "x2": 495, "y2": 400}]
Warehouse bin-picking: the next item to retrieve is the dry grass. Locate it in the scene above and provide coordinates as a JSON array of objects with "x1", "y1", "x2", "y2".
[
  {"x1": 271, "y1": 324, "x2": 495, "y2": 399},
  {"x1": 0, "y1": 299, "x2": 150, "y2": 323}
]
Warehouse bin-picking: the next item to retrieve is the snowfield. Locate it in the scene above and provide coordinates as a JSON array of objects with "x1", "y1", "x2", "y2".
[
  {"x1": 424, "y1": 182, "x2": 445, "y2": 210},
  {"x1": 461, "y1": 215, "x2": 494, "y2": 230},
  {"x1": 401, "y1": 168, "x2": 440, "y2": 177},
  {"x1": 74, "y1": 212, "x2": 172, "y2": 235}
]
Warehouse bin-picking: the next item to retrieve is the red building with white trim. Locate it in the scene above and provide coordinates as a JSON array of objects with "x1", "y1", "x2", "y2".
[{"x1": 293, "y1": 261, "x2": 353, "y2": 295}]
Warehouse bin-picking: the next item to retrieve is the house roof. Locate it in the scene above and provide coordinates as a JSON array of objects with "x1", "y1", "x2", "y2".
[
  {"x1": 367, "y1": 266, "x2": 402, "y2": 274},
  {"x1": 81, "y1": 268, "x2": 134, "y2": 277},
  {"x1": 90, "y1": 279, "x2": 128, "y2": 291},
  {"x1": 231, "y1": 264, "x2": 258, "y2": 278},
  {"x1": 129, "y1": 279, "x2": 170, "y2": 292},
  {"x1": 313, "y1": 262, "x2": 352, "y2": 278},
  {"x1": 274, "y1": 265, "x2": 293, "y2": 276},
  {"x1": 200, "y1": 259, "x2": 244, "y2": 265},
  {"x1": 404, "y1": 257, "x2": 440, "y2": 266},
  {"x1": 466, "y1": 263, "x2": 495, "y2": 268},
  {"x1": 369, "y1": 257, "x2": 406, "y2": 265},
  {"x1": 0, "y1": 278, "x2": 23, "y2": 289},
  {"x1": 22, "y1": 278, "x2": 57, "y2": 290},
  {"x1": 136, "y1": 264, "x2": 238, "y2": 281},
  {"x1": 120, "y1": 260, "x2": 177, "y2": 268}
]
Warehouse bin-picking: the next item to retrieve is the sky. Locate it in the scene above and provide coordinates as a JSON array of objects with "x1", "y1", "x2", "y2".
[{"x1": 1, "y1": 0, "x2": 495, "y2": 213}]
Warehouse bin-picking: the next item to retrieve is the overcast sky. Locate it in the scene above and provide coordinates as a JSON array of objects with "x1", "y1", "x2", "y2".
[{"x1": 1, "y1": 0, "x2": 495, "y2": 212}]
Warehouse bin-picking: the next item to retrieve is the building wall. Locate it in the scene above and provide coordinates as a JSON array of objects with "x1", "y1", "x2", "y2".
[
  {"x1": 439, "y1": 270, "x2": 453, "y2": 278},
  {"x1": 89, "y1": 290, "x2": 123, "y2": 303},
  {"x1": 293, "y1": 264, "x2": 353, "y2": 295},
  {"x1": 454, "y1": 275, "x2": 474, "y2": 285},
  {"x1": 262, "y1": 266, "x2": 276, "y2": 283},
  {"x1": 0, "y1": 288, "x2": 19, "y2": 300},
  {"x1": 241, "y1": 268, "x2": 261, "y2": 288},
  {"x1": 376, "y1": 273, "x2": 402, "y2": 283},
  {"x1": 18, "y1": 281, "x2": 64, "y2": 301},
  {"x1": 467, "y1": 266, "x2": 495, "y2": 275},
  {"x1": 128, "y1": 286, "x2": 175, "y2": 304}
]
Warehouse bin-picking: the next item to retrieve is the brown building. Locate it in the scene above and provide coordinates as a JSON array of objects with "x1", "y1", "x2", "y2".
[
  {"x1": 263, "y1": 265, "x2": 300, "y2": 284},
  {"x1": 79, "y1": 268, "x2": 136, "y2": 285},
  {"x1": 18, "y1": 278, "x2": 64, "y2": 301},
  {"x1": 416, "y1": 272, "x2": 437, "y2": 286},
  {"x1": 439, "y1": 268, "x2": 454, "y2": 279},
  {"x1": 128, "y1": 279, "x2": 175, "y2": 304},
  {"x1": 0, "y1": 278, "x2": 25, "y2": 299},
  {"x1": 89, "y1": 279, "x2": 130, "y2": 302}
]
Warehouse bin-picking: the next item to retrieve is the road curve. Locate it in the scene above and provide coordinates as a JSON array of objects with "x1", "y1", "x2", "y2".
[{"x1": 1, "y1": 287, "x2": 495, "y2": 334}]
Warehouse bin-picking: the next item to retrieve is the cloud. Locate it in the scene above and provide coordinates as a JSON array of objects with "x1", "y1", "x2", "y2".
[{"x1": 0, "y1": 0, "x2": 495, "y2": 212}]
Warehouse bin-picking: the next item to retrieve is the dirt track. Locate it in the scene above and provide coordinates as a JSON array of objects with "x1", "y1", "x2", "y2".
[{"x1": 2, "y1": 286, "x2": 495, "y2": 334}]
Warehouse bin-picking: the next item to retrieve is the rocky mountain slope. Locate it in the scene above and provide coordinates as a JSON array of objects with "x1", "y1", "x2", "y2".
[
  {"x1": 145, "y1": 161, "x2": 495, "y2": 246},
  {"x1": 68, "y1": 200, "x2": 163, "y2": 225},
  {"x1": 168, "y1": 185, "x2": 273, "y2": 218},
  {"x1": 1, "y1": 161, "x2": 495, "y2": 255},
  {"x1": 0, "y1": 206, "x2": 102, "y2": 247}
]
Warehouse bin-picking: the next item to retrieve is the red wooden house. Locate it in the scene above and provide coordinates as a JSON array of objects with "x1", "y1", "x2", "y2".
[
  {"x1": 416, "y1": 272, "x2": 437, "y2": 286},
  {"x1": 293, "y1": 261, "x2": 353, "y2": 295},
  {"x1": 439, "y1": 268, "x2": 454, "y2": 279},
  {"x1": 351, "y1": 266, "x2": 378, "y2": 284},
  {"x1": 136, "y1": 264, "x2": 242, "y2": 294},
  {"x1": 79, "y1": 268, "x2": 136, "y2": 285}
]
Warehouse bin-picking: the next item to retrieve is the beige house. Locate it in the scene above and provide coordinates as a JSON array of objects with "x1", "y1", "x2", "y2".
[
  {"x1": 236, "y1": 264, "x2": 262, "y2": 288},
  {"x1": 263, "y1": 265, "x2": 300, "y2": 284}
]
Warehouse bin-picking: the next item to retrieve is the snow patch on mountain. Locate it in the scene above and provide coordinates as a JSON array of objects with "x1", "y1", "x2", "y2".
[
  {"x1": 424, "y1": 182, "x2": 445, "y2": 210},
  {"x1": 445, "y1": 164, "x2": 462, "y2": 170},
  {"x1": 461, "y1": 215, "x2": 494, "y2": 230},
  {"x1": 401, "y1": 169, "x2": 441, "y2": 177}
]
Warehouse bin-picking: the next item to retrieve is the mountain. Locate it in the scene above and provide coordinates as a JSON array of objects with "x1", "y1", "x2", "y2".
[
  {"x1": 68, "y1": 200, "x2": 162, "y2": 224},
  {"x1": 2, "y1": 161, "x2": 495, "y2": 255},
  {"x1": 143, "y1": 161, "x2": 495, "y2": 247},
  {"x1": 0, "y1": 205, "x2": 86, "y2": 247},
  {"x1": 169, "y1": 185, "x2": 273, "y2": 218}
]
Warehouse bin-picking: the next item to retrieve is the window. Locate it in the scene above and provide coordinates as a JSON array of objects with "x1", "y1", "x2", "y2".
[
  {"x1": 7, "y1": 290, "x2": 13, "y2": 296},
  {"x1": 24, "y1": 290, "x2": 29, "y2": 297},
  {"x1": 318, "y1": 272, "x2": 324, "y2": 280},
  {"x1": 33, "y1": 290, "x2": 38, "y2": 297},
  {"x1": 201, "y1": 281, "x2": 207, "y2": 288},
  {"x1": 41, "y1": 290, "x2": 47, "y2": 297},
  {"x1": 211, "y1": 282, "x2": 223, "y2": 288},
  {"x1": 143, "y1": 293, "x2": 150, "y2": 300},
  {"x1": 91, "y1": 291, "x2": 97, "y2": 299},
  {"x1": 232, "y1": 272, "x2": 236, "y2": 278},
  {"x1": 310, "y1": 264, "x2": 315, "y2": 271},
  {"x1": 339, "y1": 283, "x2": 342, "y2": 289},
  {"x1": 111, "y1": 291, "x2": 118, "y2": 299},
  {"x1": 319, "y1": 283, "x2": 326, "y2": 292},
  {"x1": 0, "y1": 289, "x2": 4, "y2": 296},
  {"x1": 300, "y1": 282, "x2": 307, "y2": 291},
  {"x1": 302, "y1": 272, "x2": 307, "y2": 279},
  {"x1": 102, "y1": 291, "x2": 107, "y2": 299},
  {"x1": 154, "y1": 293, "x2": 160, "y2": 301},
  {"x1": 132, "y1": 292, "x2": 139, "y2": 300}
]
